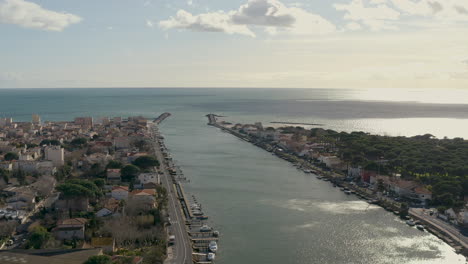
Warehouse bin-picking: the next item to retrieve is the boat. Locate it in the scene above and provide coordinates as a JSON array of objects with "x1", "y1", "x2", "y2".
[
  {"x1": 344, "y1": 190, "x2": 352, "y2": 195},
  {"x1": 406, "y1": 220, "x2": 416, "y2": 226},
  {"x1": 416, "y1": 225, "x2": 425, "y2": 231},
  {"x1": 207, "y1": 253, "x2": 216, "y2": 261},
  {"x1": 200, "y1": 225, "x2": 213, "y2": 232},
  {"x1": 192, "y1": 210, "x2": 204, "y2": 216},
  {"x1": 197, "y1": 215, "x2": 209, "y2": 220},
  {"x1": 208, "y1": 241, "x2": 218, "y2": 252},
  {"x1": 213, "y1": 230, "x2": 220, "y2": 237}
]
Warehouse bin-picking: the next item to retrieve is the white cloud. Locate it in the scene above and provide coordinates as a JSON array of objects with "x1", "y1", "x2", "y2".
[
  {"x1": 389, "y1": 0, "x2": 468, "y2": 20},
  {"x1": 159, "y1": 9, "x2": 255, "y2": 37},
  {"x1": 334, "y1": 0, "x2": 400, "y2": 31},
  {"x1": 346, "y1": 21, "x2": 362, "y2": 30},
  {"x1": 0, "y1": 0, "x2": 81, "y2": 31},
  {"x1": 159, "y1": 0, "x2": 335, "y2": 37}
]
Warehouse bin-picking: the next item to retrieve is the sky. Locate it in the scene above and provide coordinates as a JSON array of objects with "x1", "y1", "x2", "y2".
[{"x1": 0, "y1": 0, "x2": 468, "y2": 88}]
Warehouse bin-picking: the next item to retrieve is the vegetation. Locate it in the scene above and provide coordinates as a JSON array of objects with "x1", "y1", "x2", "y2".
[
  {"x1": 121, "y1": 165, "x2": 140, "y2": 182},
  {"x1": 4, "y1": 152, "x2": 19, "y2": 161},
  {"x1": 83, "y1": 255, "x2": 112, "y2": 264},
  {"x1": 27, "y1": 226, "x2": 51, "y2": 249},
  {"x1": 71, "y1": 137, "x2": 88, "y2": 147},
  {"x1": 308, "y1": 128, "x2": 468, "y2": 208},
  {"x1": 56, "y1": 179, "x2": 102, "y2": 199},
  {"x1": 133, "y1": 155, "x2": 159, "y2": 170},
  {"x1": 106, "y1": 160, "x2": 123, "y2": 169}
]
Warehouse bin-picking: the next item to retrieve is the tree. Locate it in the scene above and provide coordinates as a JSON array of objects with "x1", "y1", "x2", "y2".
[
  {"x1": 93, "y1": 178, "x2": 105, "y2": 188},
  {"x1": 56, "y1": 183, "x2": 95, "y2": 199},
  {"x1": 106, "y1": 160, "x2": 123, "y2": 169},
  {"x1": 4, "y1": 152, "x2": 19, "y2": 161},
  {"x1": 133, "y1": 155, "x2": 159, "y2": 170},
  {"x1": 0, "y1": 168, "x2": 10, "y2": 184},
  {"x1": 71, "y1": 138, "x2": 88, "y2": 147},
  {"x1": 83, "y1": 255, "x2": 112, "y2": 264},
  {"x1": 121, "y1": 165, "x2": 140, "y2": 182},
  {"x1": 27, "y1": 226, "x2": 51, "y2": 249}
]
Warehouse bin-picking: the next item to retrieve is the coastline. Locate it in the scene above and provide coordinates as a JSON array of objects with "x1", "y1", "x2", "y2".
[{"x1": 206, "y1": 114, "x2": 468, "y2": 258}]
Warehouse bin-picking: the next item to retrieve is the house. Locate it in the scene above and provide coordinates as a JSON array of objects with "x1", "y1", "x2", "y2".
[
  {"x1": 129, "y1": 189, "x2": 157, "y2": 209},
  {"x1": 54, "y1": 218, "x2": 87, "y2": 240},
  {"x1": 96, "y1": 198, "x2": 120, "y2": 217},
  {"x1": 106, "y1": 169, "x2": 121, "y2": 183},
  {"x1": 91, "y1": 237, "x2": 115, "y2": 253},
  {"x1": 111, "y1": 186, "x2": 129, "y2": 200}
]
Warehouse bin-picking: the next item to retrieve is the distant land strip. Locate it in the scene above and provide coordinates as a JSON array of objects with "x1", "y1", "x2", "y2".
[{"x1": 270, "y1": 121, "x2": 324, "y2": 126}]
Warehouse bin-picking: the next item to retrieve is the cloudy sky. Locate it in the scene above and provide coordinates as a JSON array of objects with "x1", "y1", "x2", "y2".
[{"x1": 1, "y1": 0, "x2": 468, "y2": 88}]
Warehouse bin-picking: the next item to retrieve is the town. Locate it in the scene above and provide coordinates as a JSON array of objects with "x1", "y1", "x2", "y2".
[
  {"x1": 0, "y1": 114, "x2": 190, "y2": 264},
  {"x1": 207, "y1": 114, "x2": 468, "y2": 256}
]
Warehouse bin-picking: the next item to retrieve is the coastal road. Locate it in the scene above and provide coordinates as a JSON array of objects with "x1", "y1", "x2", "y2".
[
  {"x1": 150, "y1": 124, "x2": 192, "y2": 264},
  {"x1": 410, "y1": 208, "x2": 468, "y2": 248}
]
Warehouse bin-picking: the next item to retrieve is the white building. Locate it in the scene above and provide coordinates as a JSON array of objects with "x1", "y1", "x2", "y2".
[{"x1": 45, "y1": 146, "x2": 65, "y2": 166}]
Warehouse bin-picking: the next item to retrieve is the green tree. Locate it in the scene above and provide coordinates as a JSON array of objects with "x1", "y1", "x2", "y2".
[
  {"x1": 133, "y1": 155, "x2": 159, "y2": 170},
  {"x1": 0, "y1": 168, "x2": 10, "y2": 184},
  {"x1": 56, "y1": 183, "x2": 95, "y2": 199},
  {"x1": 4, "y1": 152, "x2": 19, "y2": 161},
  {"x1": 71, "y1": 138, "x2": 88, "y2": 147},
  {"x1": 106, "y1": 160, "x2": 123, "y2": 169},
  {"x1": 83, "y1": 255, "x2": 112, "y2": 264},
  {"x1": 121, "y1": 165, "x2": 140, "y2": 182},
  {"x1": 27, "y1": 226, "x2": 51, "y2": 249}
]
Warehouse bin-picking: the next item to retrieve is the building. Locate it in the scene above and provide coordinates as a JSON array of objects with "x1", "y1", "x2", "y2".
[
  {"x1": 54, "y1": 218, "x2": 87, "y2": 240},
  {"x1": 74, "y1": 117, "x2": 93, "y2": 127},
  {"x1": 111, "y1": 186, "x2": 129, "y2": 200},
  {"x1": 45, "y1": 146, "x2": 65, "y2": 166},
  {"x1": 32, "y1": 114, "x2": 41, "y2": 124},
  {"x1": 129, "y1": 189, "x2": 157, "y2": 209}
]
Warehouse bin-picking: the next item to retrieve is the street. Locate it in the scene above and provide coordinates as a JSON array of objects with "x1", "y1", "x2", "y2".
[{"x1": 410, "y1": 208, "x2": 468, "y2": 248}]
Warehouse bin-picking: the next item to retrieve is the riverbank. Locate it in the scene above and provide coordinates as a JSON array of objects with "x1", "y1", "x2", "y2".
[{"x1": 206, "y1": 114, "x2": 468, "y2": 258}]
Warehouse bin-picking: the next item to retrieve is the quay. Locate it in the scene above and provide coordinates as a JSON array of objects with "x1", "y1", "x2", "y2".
[
  {"x1": 152, "y1": 115, "x2": 220, "y2": 264},
  {"x1": 206, "y1": 113, "x2": 468, "y2": 258}
]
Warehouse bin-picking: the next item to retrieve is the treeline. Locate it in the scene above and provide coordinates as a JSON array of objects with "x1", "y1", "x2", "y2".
[{"x1": 309, "y1": 128, "x2": 468, "y2": 208}]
